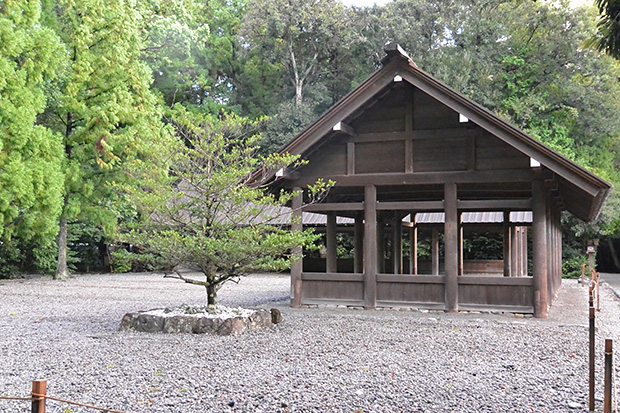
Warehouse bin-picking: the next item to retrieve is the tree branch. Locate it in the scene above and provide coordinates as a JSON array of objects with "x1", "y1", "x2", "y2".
[{"x1": 164, "y1": 270, "x2": 209, "y2": 287}]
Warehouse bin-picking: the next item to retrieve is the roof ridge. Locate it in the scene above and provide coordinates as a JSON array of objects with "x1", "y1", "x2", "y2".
[{"x1": 382, "y1": 43, "x2": 417, "y2": 67}]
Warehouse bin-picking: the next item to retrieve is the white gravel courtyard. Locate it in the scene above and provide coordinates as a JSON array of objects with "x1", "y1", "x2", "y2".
[{"x1": 1, "y1": 272, "x2": 619, "y2": 412}]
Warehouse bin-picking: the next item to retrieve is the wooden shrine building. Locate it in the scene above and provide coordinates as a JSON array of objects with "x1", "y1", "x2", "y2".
[{"x1": 255, "y1": 44, "x2": 612, "y2": 318}]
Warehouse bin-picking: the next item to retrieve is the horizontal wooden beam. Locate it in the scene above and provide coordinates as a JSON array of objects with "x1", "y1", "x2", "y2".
[
  {"x1": 377, "y1": 274, "x2": 445, "y2": 284},
  {"x1": 295, "y1": 168, "x2": 553, "y2": 187},
  {"x1": 303, "y1": 202, "x2": 364, "y2": 212},
  {"x1": 412, "y1": 128, "x2": 478, "y2": 140},
  {"x1": 377, "y1": 201, "x2": 444, "y2": 211},
  {"x1": 376, "y1": 300, "x2": 445, "y2": 310},
  {"x1": 457, "y1": 199, "x2": 532, "y2": 210},
  {"x1": 333, "y1": 121, "x2": 355, "y2": 136},
  {"x1": 301, "y1": 298, "x2": 365, "y2": 307},
  {"x1": 301, "y1": 272, "x2": 364, "y2": 282},
  {"x1": 348, "y1": 128, "x2": 478, "y2": 144},
  {"x1": 458, "y1": 303, "x2": 534, "y2": 313},
  {"x1": 457, "y1": 276, "x2": 533, "y2": 286}
]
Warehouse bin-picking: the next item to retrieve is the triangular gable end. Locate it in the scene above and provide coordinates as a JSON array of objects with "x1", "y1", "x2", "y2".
[{"x1": 260, "y1": 44, "x2": 611, "y2": 222}]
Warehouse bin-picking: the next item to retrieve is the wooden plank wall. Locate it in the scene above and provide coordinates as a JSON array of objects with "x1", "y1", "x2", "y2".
[
  {"x1": 301, "y1": 273, "x2": 364, "y2": 304},
  {"x1": 376, "y1": 274, "x2": 445, "y2": 306},
  {"x1": 458, "y1": 277, "x2": 534, "y2": 310},
  {"x1": 476, "y1": 133, "x2": 530, "y2": 171},
  {"x1": 300, "y1": 272, "x2": 534, "y2": 313}
]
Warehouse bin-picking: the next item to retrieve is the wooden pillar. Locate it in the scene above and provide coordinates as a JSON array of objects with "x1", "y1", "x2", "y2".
[
  {"x1": 377, "y1": 215, "x2": 385, "y2": 274},
  {"x1": 521, "y1": 227, "x2": 529, "y2": 277},
  {"x1": 546, "y1": 197, "x2": 554, "y2": 302},
  {"x1": 515, "y1": 227, "x2": 523, "y2": 277},
  {"x1": 392, "y1": 215, "x2": 403, "y2": 274},
  {"x1": 557, "y1": 209, "x2": 563, "y2": 284},
  {"x1": 410, "y1": 213, "x2": 418, "y2": 275},
  {"x1": 291, "y1": 187, "x2": 303, "y2": 308},
  {"x1": 458, "y1": 213, "x2": 464, "y2": 276},
  {"x1": 444, "y1": 182, "x2": 458, "y2": 313},
  {"x1": 354, "y1": 214, "x2": 363, "y2": 273},
  {"x1": 431, "y1": 228, "x2": 439, "y2": 275},
  {"x1": 556, "y1": 210, "x2": 561, "y2": 289},
  {"x1": 532, "y1": 180, "x2": 549, "y2": 319},
  {"x1": 503, "y1": 211, "x2": 511, "y2": 277},
  {"x1": 551, "y1": 207, "x2": 556, "y2": 294},
  {"x1": 511, "y1": 224, "x2": 519, "y2": 277},
  {"x1": 326, "y1": 213, "x2": 337, "y2": 273},
  {"x1": 364, "y1": 185, "x2": 377, "y2": 309}
]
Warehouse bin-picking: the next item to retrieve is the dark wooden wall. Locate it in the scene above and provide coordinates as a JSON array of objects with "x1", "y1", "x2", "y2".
[{"x1": 298, "y1": 83, "x2": 531, "y2": 180}]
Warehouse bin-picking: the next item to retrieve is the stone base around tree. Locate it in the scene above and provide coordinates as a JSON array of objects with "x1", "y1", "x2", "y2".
[{"x1": 119, "y1": 307, "x2": 273, "y2": 336}]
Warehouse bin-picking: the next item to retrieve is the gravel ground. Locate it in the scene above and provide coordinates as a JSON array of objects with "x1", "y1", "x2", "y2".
[{"x1": 0, "y1": 272, "x2": 619, "y2": 413}]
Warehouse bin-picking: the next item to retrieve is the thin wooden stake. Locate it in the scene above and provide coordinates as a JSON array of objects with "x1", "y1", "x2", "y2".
[
  {"x1": 604, "y1": 339, "x2": 613, "y2": 413},
  {"x1": 31, "y1": 380, "x2": 46, "y2": 413},
  {"x1": 590, "y1": 307, "x2": 596, "y2": 412},
  {"x1": 596, "y1": 273, "x2": 601, "y2": 312}
]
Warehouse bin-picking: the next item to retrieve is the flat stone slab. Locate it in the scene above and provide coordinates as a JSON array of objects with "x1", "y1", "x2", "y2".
[{"x1": 120, "y1": 307, "x2": 272, "y2": 336}]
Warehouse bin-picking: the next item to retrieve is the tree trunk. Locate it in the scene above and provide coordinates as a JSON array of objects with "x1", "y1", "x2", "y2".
[
  {"x1": 295, "y1": 78, "x2": 303, "y2": 107},
  {"x1": 288, "y1": 45, "x2": 304, "y2": 107},
  {"x1": 55, "y1": 218, "x2": 69, "y2": 280},
  {"x1": 206, "y1": 282, "x2": 217, "y2": 308}
]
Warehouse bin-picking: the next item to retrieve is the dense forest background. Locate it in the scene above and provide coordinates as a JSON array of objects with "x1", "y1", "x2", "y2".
[{"x1": 1, "y1": 0, "x2": 620, "y2": 277}]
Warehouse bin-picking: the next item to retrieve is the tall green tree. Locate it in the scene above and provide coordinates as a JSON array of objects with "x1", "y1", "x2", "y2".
[
  {"x1": 241, "y1": 0, "x2": 350, "y2": 107},
  {"x1": 141, "y1": 0, "x2": 246, "y2": 111},
  {"x1": 42, "y1": 0, "x2": 165, "y2": 279},
  {"x1": 239, "y1": 0, "x2": 358, "y2": 152},
  {"x1": 0, "y1": 0, "x2": 65, "y2": 269}
]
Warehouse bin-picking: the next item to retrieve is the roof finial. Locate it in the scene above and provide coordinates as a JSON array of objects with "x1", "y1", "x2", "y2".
[{"x1": 382, "y1": 43, "x2": 414, "y2": 65}]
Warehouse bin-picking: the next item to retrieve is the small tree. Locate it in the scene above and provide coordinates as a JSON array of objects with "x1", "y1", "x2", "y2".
[{"x1": 122, "y1": 107, "x2": 329, "y2": 308}]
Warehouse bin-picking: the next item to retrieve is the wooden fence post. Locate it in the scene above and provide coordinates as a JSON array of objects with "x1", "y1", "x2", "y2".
[
  {"x1": 31, "y1": 379, "x2": 46, "y2": 413},
  {"x1": 590, "y1": 306, "x2": 596, "y2": 412},
  {"x1": 604, "y1": 339, "x2": 613, "y2": 413}
]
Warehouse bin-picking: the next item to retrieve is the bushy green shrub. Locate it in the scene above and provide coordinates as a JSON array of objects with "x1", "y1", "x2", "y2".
[
  {"x1": 0, "y1": 241, "x2": 24, "y2": 278},
  {"x1": 562, "y1": 252, "x2": 588, "y2": 279},
  {"x1": 110, "y1": 249, "x2": 133, "y2": 273}
]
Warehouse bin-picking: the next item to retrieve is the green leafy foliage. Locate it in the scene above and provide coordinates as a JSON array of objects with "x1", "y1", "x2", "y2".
[{"x1": 0, "y1": 0, "x2": 65, "y2": 257}]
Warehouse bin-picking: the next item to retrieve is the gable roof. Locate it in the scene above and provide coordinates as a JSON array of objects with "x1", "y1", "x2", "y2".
[{"x1": 258, "y1": 44, "x2": 612, "y2": 222}]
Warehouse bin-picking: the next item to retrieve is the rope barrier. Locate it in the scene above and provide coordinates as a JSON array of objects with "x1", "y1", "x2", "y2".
[
  {"x1": 32, "y1": 393, "x2": 127, "y2": 413},
  {"x1": 0, "y1": 396, "x2": 34, "y2": 401}
]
